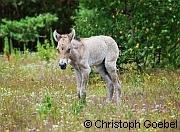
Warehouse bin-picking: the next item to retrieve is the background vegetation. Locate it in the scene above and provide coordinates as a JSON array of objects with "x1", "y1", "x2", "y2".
[
  {"x1": 75, "y1": 0, "x2": 180, "y2": 69},
  {"x1": 0, "y1": 0, "x2": 78, "y2": 51},
  {"x1": 0, "y1": 0, "x2": 179, "y2": 69}
]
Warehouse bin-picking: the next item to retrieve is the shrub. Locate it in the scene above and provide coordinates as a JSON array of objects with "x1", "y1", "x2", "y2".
[
  {"x1": 37, "y1": 39, "x2": 56, "y2": 61},
  {"x1": 0, "y1": 13, "x2": 58, "y2": 42},
  {"x1": 75, "y1": 0, "x2": 180, "y2": 69}
]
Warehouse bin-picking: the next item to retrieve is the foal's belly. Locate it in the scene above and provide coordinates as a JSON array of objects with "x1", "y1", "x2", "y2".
[
  {"x1": 88, "y1": 56, "x2": 105, "y2": 66},
  {"x1": 88, "y1": 49, "x2": 107, "y2": 66}
]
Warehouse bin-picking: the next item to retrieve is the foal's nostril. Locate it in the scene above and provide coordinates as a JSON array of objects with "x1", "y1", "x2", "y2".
[{"x1": 59, "y1": 63, "x2": 67, "y2": 70}]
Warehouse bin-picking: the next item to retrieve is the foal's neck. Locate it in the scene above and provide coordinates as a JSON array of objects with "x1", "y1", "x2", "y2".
[{"x1": 70, "y1": 39, "x2": 84, "y2": 62}]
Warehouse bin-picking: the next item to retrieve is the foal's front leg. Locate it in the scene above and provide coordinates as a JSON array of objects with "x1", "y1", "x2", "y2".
[
  {"x1": 80, "y1": 66, "x2": 91, "y2": 100},
  {"x1": 74, "y1": 69, "x2": 82, "y2": 99}
]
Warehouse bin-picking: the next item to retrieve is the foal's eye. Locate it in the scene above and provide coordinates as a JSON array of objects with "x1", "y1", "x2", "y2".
[{"x1": 67, "y1": 48, "x2": 71, "y2": 53}]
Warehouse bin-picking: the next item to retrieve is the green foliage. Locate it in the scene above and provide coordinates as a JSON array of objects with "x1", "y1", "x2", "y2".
[
  {"x1": 13, "y1": 48, "x2": 22, "y2": 60},
  {"x1": 3, "y1": 37, "x2": 10, "y2": 55},
  {"x1": 0, "y1": 0, "x2": 78, "y2": 31},
  {"x1": 75, "y1": 0, "x2": 180, "y2": 69},
  {"x1": 71, "y1": 99, "x2": 86, "y2": 116},
  {"x1": 9, "y1": 38, "x2": 14, "y2": 54},
  {"x1": 0, "y1": 13, "x2": 58, "y2": 42},
  {"x1": 37, "y1": 93, "x2": 52, "y2": 119},
  {"x1": 0, "y1": 0, "x2": 78, "y2": 53},
  {"x1": 37, "y1": 39, "x2": 56, "y2": 61}
]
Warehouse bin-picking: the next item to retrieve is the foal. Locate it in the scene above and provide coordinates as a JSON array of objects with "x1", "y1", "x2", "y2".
[{"x1": 53, "y1": 29, "x2": 121, "y2": 103}]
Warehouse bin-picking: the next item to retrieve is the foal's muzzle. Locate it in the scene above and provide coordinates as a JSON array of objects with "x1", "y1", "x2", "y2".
[{"x1": 59, "y1": 63, "x2": 67, "y2": 70}]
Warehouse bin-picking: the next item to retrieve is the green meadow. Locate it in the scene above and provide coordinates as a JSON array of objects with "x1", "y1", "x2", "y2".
[{"x1": 0, "y1": 53, "x2": 179, "y2": 131}]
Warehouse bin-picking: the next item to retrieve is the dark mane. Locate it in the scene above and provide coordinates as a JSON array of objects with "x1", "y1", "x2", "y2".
[{"x1": 74, "y1": 36, "x2": 81, "y2": 41}]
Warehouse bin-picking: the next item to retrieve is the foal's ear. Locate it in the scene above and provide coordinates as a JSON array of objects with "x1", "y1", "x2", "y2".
[
  {"x1": 53, "y1": 30, "x2": 61, "y2": 42},
  {"x1": 68, "y1": 28, "x2": 75, "y2": 41}
]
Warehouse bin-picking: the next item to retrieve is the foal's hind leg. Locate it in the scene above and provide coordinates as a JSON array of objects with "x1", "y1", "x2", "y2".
[
  {"x1": 95, "y1": 64, "x2": 114, "y2": 102},
  {"x1": 105, "y1": 61, "x2": 121, "y2": 104}
]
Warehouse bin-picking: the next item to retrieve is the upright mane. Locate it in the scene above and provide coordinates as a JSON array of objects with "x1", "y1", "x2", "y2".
[{"x1": 74, "y1": 35, "x2": 81, "y2": 41}]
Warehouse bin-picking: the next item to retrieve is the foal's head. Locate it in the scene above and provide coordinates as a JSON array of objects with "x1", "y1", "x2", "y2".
[{"x1": 53, "y1": 29, "x2": 75, "y2": 69}]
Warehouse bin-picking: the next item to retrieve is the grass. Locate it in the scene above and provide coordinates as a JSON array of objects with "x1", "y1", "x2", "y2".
[{"x1": 0, "y1": 53, "x2": 179, "y2": 132}]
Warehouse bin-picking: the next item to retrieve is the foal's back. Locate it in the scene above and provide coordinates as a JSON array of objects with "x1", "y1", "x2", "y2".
[{"x1": 81, "y1": 35, "x2": 119, "y2": 66}]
